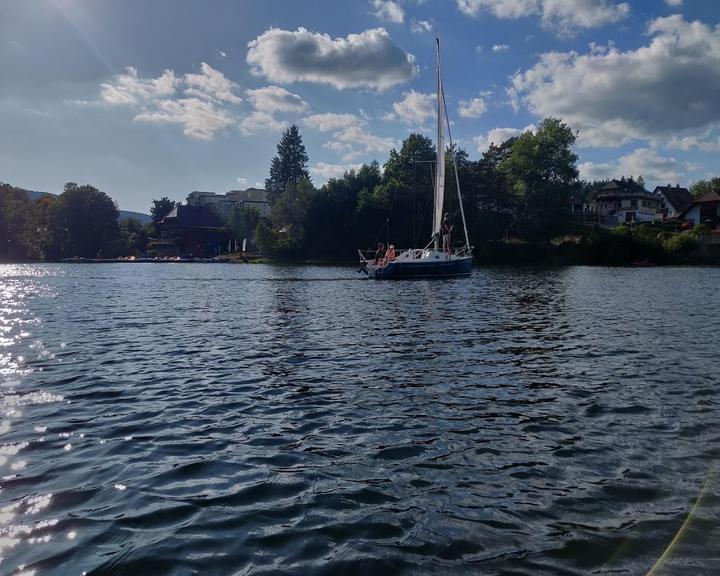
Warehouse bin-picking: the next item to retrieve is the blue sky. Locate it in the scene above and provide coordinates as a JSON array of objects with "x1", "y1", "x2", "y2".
[{"x1": 1, "y1": 0, "x2": 719, "y2": 212}]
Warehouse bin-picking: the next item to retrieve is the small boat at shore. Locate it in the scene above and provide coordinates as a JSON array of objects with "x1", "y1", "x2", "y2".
[{"x1": 358, "y1": 39, "x2": 472, "y2": 280}]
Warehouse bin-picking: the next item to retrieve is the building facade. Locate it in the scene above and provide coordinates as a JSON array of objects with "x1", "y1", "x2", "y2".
[
  {"x1": 187, "y1": 188, "x2": 270, "y2": 221},
  {"x1": 150, "y1": 204, "x2": 229, "y2": 256},
  {"x1": 593, "y1": 179, "x2": 663, "y2": 225},
  {"x1": 680, "y1": 191, "x2": 720, "y2": 231}
]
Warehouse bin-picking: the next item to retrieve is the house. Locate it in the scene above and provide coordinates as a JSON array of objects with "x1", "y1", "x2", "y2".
[
  {"x1": 187, "y1": 188, "x2": 270, "y2": 221},
  {"x1": 569, "y1": 193, "x2": 599, "y2": 222},
  {"x1": 593, "y1": 178, "x2": 663, "y2": 225},
  {"x1": 680, "y1": 191, "x2": 720, "y2": 231},
  {"x1": 653, "y1": 185, "x2": 694, "y2": 219},
  {"x1": 151, "y1": 204, "x2": 229, "y2": 256}
]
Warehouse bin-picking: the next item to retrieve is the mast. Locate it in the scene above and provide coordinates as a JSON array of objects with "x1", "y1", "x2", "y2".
[{"x1": 433, "y1": 38, "x2": 445, "y2": 251}]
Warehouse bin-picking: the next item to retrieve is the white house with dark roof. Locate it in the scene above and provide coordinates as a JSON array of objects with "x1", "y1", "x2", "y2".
[
  {"x1": 653, "y1": 185, "x2": 694, "y2": 219},
  {"x1": 592, "y1": 178, "x2": 662, "y2": 225},
  {"x1": 680, "y1": 191, "x2": 720, "y2": 231}
]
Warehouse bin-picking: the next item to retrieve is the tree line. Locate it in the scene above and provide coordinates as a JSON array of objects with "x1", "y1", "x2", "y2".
[
  {"x1": 0, "y1": 182, "x2": 178, "y2": 261},
  {"x1": 2, "y1": 116, "x2": 718, "y2": 263},
  {"x1": 250, "y1": 118, "x2": 582, "y2": 261}
]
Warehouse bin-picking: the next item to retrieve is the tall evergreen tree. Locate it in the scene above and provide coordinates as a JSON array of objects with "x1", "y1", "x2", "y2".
[{"x1": 265, "y1": 125, "x2": 311, "y2": 204}]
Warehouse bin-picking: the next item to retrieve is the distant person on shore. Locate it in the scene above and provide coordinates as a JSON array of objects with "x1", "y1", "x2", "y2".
[
  {"x1": 385, "y1": 244, "x2": 396, "y2": 264},
  {"x1": 374, "y1": 242, "x2": 385, "y2": 265},
  {"x1": 441, "y1": 213, "x2": 453, "y2": 254}
]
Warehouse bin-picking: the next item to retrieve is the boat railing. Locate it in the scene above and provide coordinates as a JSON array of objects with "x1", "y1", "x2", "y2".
[
  {"x1": 359, "y1": 245, "x2": 473, "y2": 263},
  {"x1": 453, "y1": 245, "x2": 474, "y2": 257}
]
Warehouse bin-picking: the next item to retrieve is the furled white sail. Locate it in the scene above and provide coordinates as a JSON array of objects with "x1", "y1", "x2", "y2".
[{"x1": 433, "y1": 41, "x2": 445, "y2": 243}]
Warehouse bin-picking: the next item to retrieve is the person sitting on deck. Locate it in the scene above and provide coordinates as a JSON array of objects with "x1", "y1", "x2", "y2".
[
  {"x1": 384, "y1": 244, "x2": 396, "y2": 265},
  {"x1": 441, "y1": 213, "x2": 453, "y2": 254},
  {"x1": 374, "y1": 242, "x2": 385, "y2": 265}
]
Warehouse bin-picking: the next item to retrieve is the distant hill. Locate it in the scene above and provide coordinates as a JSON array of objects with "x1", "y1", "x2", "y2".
[{"x1": 22, "y1": 189, "x2": 152, "y2": 224}]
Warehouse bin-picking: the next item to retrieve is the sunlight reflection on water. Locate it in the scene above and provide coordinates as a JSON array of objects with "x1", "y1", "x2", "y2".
[{"x1": 0, "y1": 263, "x2": 719, "y2": 575}]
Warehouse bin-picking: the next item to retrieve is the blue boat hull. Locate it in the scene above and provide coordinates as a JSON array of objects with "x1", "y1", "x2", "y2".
[{"x1": 370, "y1": 256, "x2": 472, "y2": 279}]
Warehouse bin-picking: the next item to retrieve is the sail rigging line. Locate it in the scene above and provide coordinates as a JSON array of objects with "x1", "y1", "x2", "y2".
[
  {"x1": 440, "y1": 78, "x2": 471, "y2": 249},
  {"x1": 415, "y1": 173, "x2": 435, "y2": 248},
  {"x1": 368, "y1": 159, "x2": 407, "y2": 251},
  {"x1": 410, "y1": 159, "x2": 435, "y2": 248}
]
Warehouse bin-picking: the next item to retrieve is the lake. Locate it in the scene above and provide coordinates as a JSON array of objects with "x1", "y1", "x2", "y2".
[{"x1": 1, "y1": 263, "x2": 719, "y2": 575}]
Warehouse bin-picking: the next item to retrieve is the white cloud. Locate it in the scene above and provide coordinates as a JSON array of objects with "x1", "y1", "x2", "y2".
[
  {"x1": 325, "y1": 125, "x2": 397, "y2": 161},
  {"x1": 386, "y1": 90, "x2": 435, "y2": 125},
  {"x1": 661, "y1": 132, "x2": 720, "y2": 152},
  {"x1": 184, "y1": 62, "x2": 242, "y2": 104},
  {"x1": 216, "y1": 49, "x2": 227, "y2": 59},
  {"x1": 246, "y1": 27, "x2": 417, "y2": 90},
  {"x1": 97, "y1": 63, "x2": 242, "y2": 140},
  {"x1": 411, "y1": 19, "x2": 433, "y2": 34},
  {"x1": 372, "y1": 0, "x2": 405, "y2": 23},
  {"x1": 492, "y1": 44, "x2": 509, "y2": 52},
  {"x1": 510, "y1": 15, "x2": 720, "y2": 148},
  {"x1": 664, "y1": 0, "x2": 682, "y2": 5},
  {"x1": 100, "y1": 66, "x2": 178, "y2": 105},
  {"x1": 236, "y1": 177, "x2": 249, "y2": 186},
  {"x1": 239, "y1": 111, "x2": 288, "y2": 136},
  {"x1": 458, "y1": 96, "x2": 488, "y2": 118},
  {"x1": 303, "y1": 112, "x2": 363, "y2": 132},
  {"x1": 135, "y1": 97, "x2": 234, "y2": 140},
  {"x1": 578, "y1": 148, "x2": 689, "y2": 184},
  {"x1": 312, "y1": 162, "x2": 364, "y2": 180},
  {"x1": 457, "y1": 0, "x2": 629, "y2": 35},
  {"x1": 474, "y1": 124, "x2": 536, "y2": 152},
  {"x1": 303, "y1": 112, "x2": 394, "y2": 161},
  {"x1": 245, "y1": 85, "x2": 308, "y2": 113}
]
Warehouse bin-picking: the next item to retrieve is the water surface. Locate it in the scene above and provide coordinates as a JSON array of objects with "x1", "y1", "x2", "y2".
[{"x1": 1, "y1": 264, "x2": 719, "y2": 575}]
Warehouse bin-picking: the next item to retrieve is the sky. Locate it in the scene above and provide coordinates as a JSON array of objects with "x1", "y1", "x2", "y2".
[{"x1": 1, "y1": 0, "x2": 719, "y2": 213}]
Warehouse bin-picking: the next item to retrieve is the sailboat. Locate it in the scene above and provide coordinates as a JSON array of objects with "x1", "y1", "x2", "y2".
[{"x1": 358, "y1": 39, "x2": 473, "y2": 280}]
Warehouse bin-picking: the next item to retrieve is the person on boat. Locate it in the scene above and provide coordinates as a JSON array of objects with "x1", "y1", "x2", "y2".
[
  {"x1": 374, "y1": 242, "x2": 385, "y2": 265},
  {"x1": 384, "y1": 244, "x2": 396, "y2": 265},
  {"x1": 441, "y1": 213, "x2": 453, "y2": 254}
]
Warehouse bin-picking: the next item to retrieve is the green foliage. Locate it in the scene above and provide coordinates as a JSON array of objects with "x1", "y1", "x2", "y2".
[
  {"x1": 269, "y1": 178, "x2": 315, "y2": 256},
  {"x1": 150, "y1": 197, "x2": 177, "y2": 224},
  {"x1": 57, "y1": 183, "x2": 120, "y2": 258},
  {"x1": 663, "y1": 230, "x2": 699, "y2": 256},
  {"x1": 577, "y1": 179, "x2": 611, "y2": 203},
  {"x1": 32, "y1": 195, "x2": 62, "y2": 260},
  {"x1": 118, "y1": 218, "x2": 149, "y2": 255},
  {"x1": 0, "y1": 183, "x2": 38, "y2": 260},
  {"x1": 690, "y1": 177, "x2": 720, "y2": 199},
  {"x1": 465, "y1": 140, "x2": 517, "y2": 243},
  {"x1": 305, "y1": 162, "x2": 384, "y2": 260},
  {"x1": 500, "y1": 118, "x2": 578, "y2": 240},
  {"x1": 375, "y1": 133, "x2": 436, "y2": 247},
  {"x1": 254, "y1": 218, "x2": 278, "y2": 255},
  {"x1": 226, "y1": 206, "x2": 260, "y2": 249},
  {"x1": 265, "y1": 125, "x2": 311, "y2": 204}
]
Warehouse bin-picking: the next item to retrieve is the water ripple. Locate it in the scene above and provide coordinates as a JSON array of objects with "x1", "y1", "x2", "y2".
[{"x1": 0, "y1": 263, "x2": 719, "y2": 574}]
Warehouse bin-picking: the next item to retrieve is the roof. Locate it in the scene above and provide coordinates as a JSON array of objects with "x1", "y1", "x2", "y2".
[
  {"x1": 597, "y1": 179, "x2": 652, "y2": 198},
  {"x1": 161, "y1": 204, "x2": 224, "y2": 228},
  {"x1": 678, "y1": 190, "x2": 720, "y2": 218},
  {"x1": 653, "y1": 185, "x2": 694, "y2": 212},
  {"x1": 696, "y1": 191, "x2": 720, "y2": 203}
]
